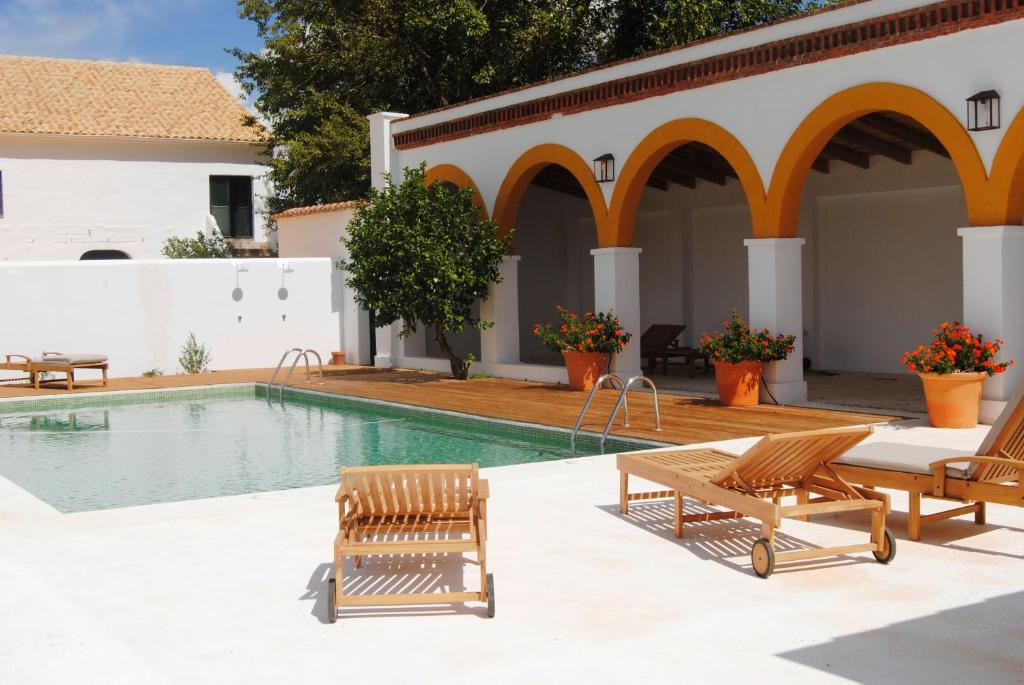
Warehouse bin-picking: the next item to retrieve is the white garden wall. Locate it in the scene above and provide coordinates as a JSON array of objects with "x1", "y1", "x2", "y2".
[
  {"x1": 0, "y1": 259, "x2": 341, "y2": 379},
  {"x1": 0, "y1": 136, "x2": 271, "y2": 261}
]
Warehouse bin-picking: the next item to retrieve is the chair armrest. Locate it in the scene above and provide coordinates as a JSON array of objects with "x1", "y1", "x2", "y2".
[
  {"x1": 930, "y1": 454, "x2": 1024, "y2": 496},
  {"x1": 5, "y1": 354, "x2": 30, "y2": 363},
  {"x1": 42, "y1": 351, "x2": 63, "y2": 356},
  {"x1": 335, "y1": 486, "x2": 349, "y2": 503},
  {"x1": 477, "y1": 479, "x2": 490, "y2": 500}
]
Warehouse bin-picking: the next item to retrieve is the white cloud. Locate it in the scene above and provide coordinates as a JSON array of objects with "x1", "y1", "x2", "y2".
[{"x1": 0, "y1": 0, "x2": 151, "y2": 58}]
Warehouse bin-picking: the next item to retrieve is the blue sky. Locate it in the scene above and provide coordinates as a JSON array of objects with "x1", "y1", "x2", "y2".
[{"x1": 0, "y1": 1, "x2": 262, "y2": 100}]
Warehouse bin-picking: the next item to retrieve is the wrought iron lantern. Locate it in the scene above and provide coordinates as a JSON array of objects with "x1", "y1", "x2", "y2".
[
  {"x1": 966, "y1": 90, "x2": 1000, "y2": 131},
  {"x1": 593, "y1": 153, "x2": 615, "y2": 183}
]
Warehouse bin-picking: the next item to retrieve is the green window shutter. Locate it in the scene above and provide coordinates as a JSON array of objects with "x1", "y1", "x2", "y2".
[
  {"x1": 209, "y1": 176, "x2": 232, "y2": 236},
  {"x1": 230, "y1": 176, "x2": 253, "y2": 238}
]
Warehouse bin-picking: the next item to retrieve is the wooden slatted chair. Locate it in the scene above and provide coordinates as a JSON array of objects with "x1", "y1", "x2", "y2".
[
  {"x1": 328, "y1": 464, "x2": 493, "y2": 621},
  {"x1": 639, "y1": 324, "x2": 687, "y2": 374},
  {"x1": 833, "y1": 381, "x2": 1024, "y2": 540},
  {"x1": 618, "y1": 425, "x2": 895, "y2": 577}
]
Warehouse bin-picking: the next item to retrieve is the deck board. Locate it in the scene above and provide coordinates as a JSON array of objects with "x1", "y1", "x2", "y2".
[{"x1": 0, "y1": 366, "x2": 898, "y2": 445}]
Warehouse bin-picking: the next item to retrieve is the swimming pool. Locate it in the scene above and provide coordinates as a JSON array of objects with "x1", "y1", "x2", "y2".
[{"x1": 0, "y1": 385, "x2": 658, "y2": 513}]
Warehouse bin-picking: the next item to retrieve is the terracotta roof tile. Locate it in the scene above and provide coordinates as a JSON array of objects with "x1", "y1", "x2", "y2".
[
  {"x1": 272, "y1": 201, "x2": 362, "y2": 220},
  {"x1": 0, "y1": 55, "x2": 266, "y2": 143}
]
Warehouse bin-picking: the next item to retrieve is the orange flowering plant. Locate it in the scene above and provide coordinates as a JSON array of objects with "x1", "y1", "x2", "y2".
[
  {"x1": 698, "y1": 310, "x2": 796, "y2": 364},
  {"x1": 903, "y1": 322, "x2": 1012, "y2": 376},
  {"x1": 533, "y1": 306, "x2": 632, "y2": 354}
]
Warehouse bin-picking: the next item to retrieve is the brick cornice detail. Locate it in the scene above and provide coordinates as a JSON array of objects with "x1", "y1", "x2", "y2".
[{"x1": 395, "y1": 0, "x2": 1023, "y2": 150}]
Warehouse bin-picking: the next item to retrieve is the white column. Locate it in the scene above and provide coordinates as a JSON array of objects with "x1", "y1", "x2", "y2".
[
  {"x1": 367, "y1": 111, "x2": 409, "y2": 368},
  {"x1": 480, "y1": 256, "x2": 522, "y2": 364},
  {"x1": 402, "y1": 326, "x2": 427, "y2": 358},
  {"x1": 591, "y1": 247, "x2": 642, "y2": 379},
  {"x1": 367, "y1": 112, "x2": 409, "y2": 191},
  {"x1": 959, "y1": 226, "x2": 1024, "y2": 422},
  {"x1": 744, "y1": 238, "x2": 807, "y2": 403}
]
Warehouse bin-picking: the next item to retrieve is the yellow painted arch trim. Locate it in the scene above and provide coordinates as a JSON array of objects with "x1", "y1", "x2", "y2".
[
  {"x1": 492, "y1": 144, "x2": 607, "y2": 241},
  {"x1": 608, "y1": 118, "x2": 767, "y2": 244},
  {"x1": 989, "y1": 105, "x2": 1024, "y2": 226},
  {"x1": 766, "y1": 83, "x2": 989, "y2": 236},
  {"x1": 424, "y1": 163, "x2": 489, "y2": 218}
]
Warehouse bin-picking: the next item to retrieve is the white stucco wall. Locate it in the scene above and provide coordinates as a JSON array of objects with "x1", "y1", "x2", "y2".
[
  {"x1": 0, "y1": 259, "x2": 340, "y2": 379},
  {"x1": 0, "y1": 136, "x2": 271, "y2": 261}
]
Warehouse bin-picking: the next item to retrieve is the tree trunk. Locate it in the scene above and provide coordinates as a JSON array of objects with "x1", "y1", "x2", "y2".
[{"x1": 435, "y1": 326, "x2": 469, "y2": 380}]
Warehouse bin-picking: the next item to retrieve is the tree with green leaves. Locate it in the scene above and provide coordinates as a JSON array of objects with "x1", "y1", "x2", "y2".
[{"x1": 340, "y1": 165, "x2": 510, "y2": 379}]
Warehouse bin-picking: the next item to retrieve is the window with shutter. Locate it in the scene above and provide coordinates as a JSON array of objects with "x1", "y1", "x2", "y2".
[{"x1": 209, "y1": 175, "x2": 253, "y2": 237}]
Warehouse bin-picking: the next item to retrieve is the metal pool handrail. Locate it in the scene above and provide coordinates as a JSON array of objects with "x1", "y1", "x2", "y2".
[
  {"x1": 570, "y1": 374, "x2": 628, "y2": 451},
  {"x1": 601, "y1": 375, "x2": 662, "y2": 448},
  {"x1": 268, "y1": 348, "x2": 325, "y2": 403}
]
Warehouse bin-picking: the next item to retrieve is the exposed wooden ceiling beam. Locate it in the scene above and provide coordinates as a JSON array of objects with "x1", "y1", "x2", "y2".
[
  {"x1": 661, "y1": 152, "x2": 726, "y2": 185},
  {"x1": 811, "y1": 157, "x2": 830, "y2": 174},
  {"x1": 685, "y1": 147, "x2": 739, "y2": 179},
  {"x1": 650, "y1": 164, "x2": 696, "y2": 189},
  {"x1": 836, "y1": 125, "x2": 912, "y2": 165},
  {"x1": 530, "y1": 174, "x2": 586, "y2": 199},
  {"x1": 823, "y1": 142, "x2": 870, "y2": 169},
  {"x1": 859, "y1": 114, "x2": 950, "y2": 158},
  {"x1": 645, "y1": 174, "x2": 670, "y2": 191}
]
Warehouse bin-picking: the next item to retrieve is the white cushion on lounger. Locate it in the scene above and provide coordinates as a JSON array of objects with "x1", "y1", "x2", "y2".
[
  {"x1": 835, "y1": 442, "x2": 973, "y2": 479},
  {"x1": 34, "y1": 354, "x2": 107, "y2": 364}
]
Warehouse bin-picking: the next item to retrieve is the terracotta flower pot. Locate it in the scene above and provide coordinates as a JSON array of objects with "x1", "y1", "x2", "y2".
[
  {"x1": 714, "y1": 360, "x2": 765, "y2": 407},
  {"x1": 918, "y1": 372, "x2": 986, "y2": 428},
  {"x1": 562, "y1": 351, "x2": 609, "y2": 392},
  {"x1": 330, "y1": 352, "x2": 346, "y2": 365}
]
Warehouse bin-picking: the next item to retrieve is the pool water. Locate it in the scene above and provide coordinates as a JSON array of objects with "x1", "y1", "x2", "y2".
[{"x1": 0, "y1": 388, "x2": 654, "y2": 513}]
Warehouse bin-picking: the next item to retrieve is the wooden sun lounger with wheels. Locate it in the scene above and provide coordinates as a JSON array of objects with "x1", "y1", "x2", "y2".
[
  {"x1": 833, "y1": 381, "x2": 1024, "y2": 540},
  {"x1": 2, "y1": 352, "x2": 109, "y2": 390},
  {"x1": 328, "y1": 464, "x2": 493, "y2": 621},
  {"x1": 618, "y1": 425, "x2": 895, "y2": 577}
]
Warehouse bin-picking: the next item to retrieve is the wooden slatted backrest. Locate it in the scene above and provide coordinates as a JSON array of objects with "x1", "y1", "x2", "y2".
[
  {"x1": 339, "y1": 464, "x2": 479, "y2": 517},
  {"x1": 711, "y1": 425, "x2": 874, "y2": 489},
  {"x1": 974, "y1": 381, "x2": 1024, "y2": 482},
  {"x1": 639, "y1": 324, "x2": 686, "y2": 353}
]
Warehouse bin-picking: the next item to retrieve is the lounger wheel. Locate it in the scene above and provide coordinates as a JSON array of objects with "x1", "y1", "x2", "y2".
[
  {"x1": 751, "y1": 538, "x2": 775, "y2": 579},
  {"x1": 327, "y1": 577, "x2": 337, "y2": 623},
  {"x1": 486, "y1": 574, "x2": 495, "y2": 618},
  {"x1": 872, "y1": 528, "x2": 896, "y2": 564}
]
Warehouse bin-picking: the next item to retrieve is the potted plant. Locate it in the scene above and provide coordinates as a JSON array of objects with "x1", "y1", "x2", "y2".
[
  {"x1": 698, "y1": 310, "x2": 796, "y2": 407},
  {"x1": 903, "y1": 322, "x2": 1013, "y2": 428},
  {"x1": 534, "y1": 307, "x2": 632, "y2": 391}
]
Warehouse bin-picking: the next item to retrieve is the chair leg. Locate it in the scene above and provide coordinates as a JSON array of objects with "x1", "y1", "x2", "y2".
[
  {"x1": 795, "y1": 489, "x2": 809, "y2": 522},
  {"x1": 974, "y1": 501, "x2": 986, "y2": 525},
  {"x1": 619, "y1": 472, "x2": 629, "y2": 515},
  {"x1": 102, "y1": 367, "x2": 108, "y2": 387},
  {"x1": 674, "y1": 491, "x2": 683, "y2": 538},
  {"x1": 908, "y1": 491, "x2": 922, "y2": 541},
  {"x1": 479, "y1": 544, "x2": 488, "y2": 598},
  {"x1": 67, "y1": 371, "x2": 74, "y2": 391},
  {"x1": 760, "y1": 521, "x2": 775, "y2": 544}
]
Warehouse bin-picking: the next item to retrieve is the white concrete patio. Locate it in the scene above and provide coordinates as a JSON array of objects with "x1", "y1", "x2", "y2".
[{"x1": 2, "y1": 419, "x2": 1022, "y2": 684}]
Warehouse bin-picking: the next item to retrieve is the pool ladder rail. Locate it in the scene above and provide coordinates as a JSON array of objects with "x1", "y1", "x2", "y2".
[
  {"x1": 570, "y1": 374, "x2": 662, "y2": 451},
  {"x1": 267, "y1": 348, "x2": 324, "y2": 403}
]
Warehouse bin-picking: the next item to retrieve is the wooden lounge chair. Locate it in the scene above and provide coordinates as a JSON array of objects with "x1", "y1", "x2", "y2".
[
  {"x1": 329, "y1": 464, "x2": 493, "y2": 621},
  {"x1": 28, "y1": 353, "x2": 109, "y2": 390},
  {"x1": 639, "y1": 324, "x2": 687, "y2": 374},
  {"x1": 618, "y1": 425, "x2": 895, "y2": 577},
  {"x1": 833, "y1": 381, "x2": 1024, "y2": 540}
]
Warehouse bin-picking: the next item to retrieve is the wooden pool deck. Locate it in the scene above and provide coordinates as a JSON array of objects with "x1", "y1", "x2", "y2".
[{"x1": 0, "y1": 366, "x2": 898, "y2": 445}]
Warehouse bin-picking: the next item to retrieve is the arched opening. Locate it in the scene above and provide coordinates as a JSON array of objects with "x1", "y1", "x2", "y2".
[
  {"x1": 80, "y1": 250, "x2": 130, "y2": 260},
  {"x1": 607, "y1": 119, "x2": 765, "y2": 390},
  {"x1": 512, "y1": 162, "x2": 601, "y2": 365},
  {"x1": 779, "y1": 105, "x2": 970, "y2": 411},
  {"x1": 990, "y1": 106, "x2": 1024, "y2": 226}
]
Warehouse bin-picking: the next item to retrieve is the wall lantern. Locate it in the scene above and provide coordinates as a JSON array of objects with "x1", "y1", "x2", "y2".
[
  {"x1": 966, "y1": 90, "x2": 1000, "y2": 131},
  {"x1": 593, "y1": 153, "x2": 615, "y2": 183}
]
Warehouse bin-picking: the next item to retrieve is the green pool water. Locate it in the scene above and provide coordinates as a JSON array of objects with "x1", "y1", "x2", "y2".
[{"x1": 0, "y1": 386, "x2": 656, "y2": 513}]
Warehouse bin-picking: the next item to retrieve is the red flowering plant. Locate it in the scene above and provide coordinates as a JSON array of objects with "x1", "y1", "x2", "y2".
[
  {"x1": 903, "y1": 322, "x2": 1013, "y2": 376},
  {"x1": 697, "y1": 310, "x2": 796, "y2": 363},
  {"x1": 533, "y1": 307, "x2": 632, "y2": 354}
]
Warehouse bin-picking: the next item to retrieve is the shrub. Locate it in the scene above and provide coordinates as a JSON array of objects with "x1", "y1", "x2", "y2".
[
  {"x1": 533, "y1": 307, "x2": 632, "y2": 354},
  {"x1": 178, "y1": 333, "x2": 212, "y2": 374},
  {"x1": 903, "y1": 322, "x2": 1013, "y2": 376},
  {"x1": 162, "y1": 231, "x2": 234, "y2": 259},
  {"x1": 142, "y1": 368, "x2": 164, "y2": 377},
  {"x1": 698, "y1": 310, "x2": 796, "y2": 364}
]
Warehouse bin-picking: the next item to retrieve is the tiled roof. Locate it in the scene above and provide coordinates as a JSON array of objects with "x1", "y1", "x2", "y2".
[
  {"x1": 272, "y1": 201, "x2": 362, "y2": 220},
  {"x1": 0, "y1": 55, "x2": 266, "y2": 143}
]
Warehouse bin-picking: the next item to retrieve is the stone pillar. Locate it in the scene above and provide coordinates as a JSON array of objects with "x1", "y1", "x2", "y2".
[
  {"x1": 367, "y1": 111, "x2": 409, "y2": 367},
  {"x1": 744, "y1": 238, "x2": 807, "y2": 403},
  {"x1": 591, "y1": 247, "x2": 642, "y2": 379},
  {"x1": 481, "y1": 256, "x2": 522, "y2": 364},
  {"x1": 959, "y1": 226, "x2": 1024, "y2": 422}
]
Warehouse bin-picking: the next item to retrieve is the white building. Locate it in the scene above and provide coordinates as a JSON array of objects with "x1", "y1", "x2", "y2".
[
  {"x1": 345, "y1": 0, "x2": 1024, "y2": 420},
  {"x1": 0, "y1": 55, "x2": 271, "y2": 260}
]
